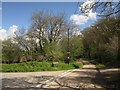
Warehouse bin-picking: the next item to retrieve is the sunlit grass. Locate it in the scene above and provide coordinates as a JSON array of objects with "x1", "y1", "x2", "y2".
[{"x1": 1, "y1": 61, "x2": 83, "y2": 72}]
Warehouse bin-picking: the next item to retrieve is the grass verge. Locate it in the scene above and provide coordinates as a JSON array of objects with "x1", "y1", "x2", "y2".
[
  {"x1": 1, "y1": 61, "x2": 83, "y2": 72},
  {"x1": 96, "y1": 63, "x2": 105, "y2": 68}
]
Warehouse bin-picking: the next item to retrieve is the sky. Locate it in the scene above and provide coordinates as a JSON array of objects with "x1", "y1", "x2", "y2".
[
  {"x1": 1, "y1": 1, "x2": 97, "y2": 41},
  {"x1": 2, "y1": 2, "x2": 77, "y2": 30}
]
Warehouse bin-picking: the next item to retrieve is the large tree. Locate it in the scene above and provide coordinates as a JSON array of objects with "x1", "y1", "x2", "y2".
[{"x1": 82, "y1": 17, "x2": 119, "y2": 66}]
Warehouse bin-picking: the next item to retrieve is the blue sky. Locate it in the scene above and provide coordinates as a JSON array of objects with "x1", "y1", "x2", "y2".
[{"x1": 2, "y1": 2, "x2": 96, "y2": 30}]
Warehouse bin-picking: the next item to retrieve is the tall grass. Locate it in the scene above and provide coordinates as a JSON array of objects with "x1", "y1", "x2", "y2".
[{"x1": 1, "y1": 61, "x2": 83, "y2": 72}]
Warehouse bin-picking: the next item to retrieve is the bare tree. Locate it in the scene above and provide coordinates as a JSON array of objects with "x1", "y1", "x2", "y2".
[{"x1": 79, "y1": 1, "x2": 120, "y2": 17}]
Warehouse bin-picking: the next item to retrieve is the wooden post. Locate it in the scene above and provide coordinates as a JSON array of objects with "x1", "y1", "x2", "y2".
[{"x1": 67, "y1": 28, "x2": 70, "y2": 64}]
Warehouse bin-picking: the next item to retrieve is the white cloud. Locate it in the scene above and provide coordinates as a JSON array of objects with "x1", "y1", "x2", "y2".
[
  {"x1": 70, "y1": 0, "x2": 96, "y2": 25},
  {"x1": 88, "y1": 10, "x2": 97, "y2": 20},
  {"x1": 0, "y1": 29, "x2": 8, "y2": 41},
  {"x1": 0, "y1": 25, "x2": 18, "y2": 41},
  {"x1": 7, "y1": 25, "x2": 18, "y2": 38},
  {"x1": 70, "y1": 14, "x2": 88, "y2": 25}
]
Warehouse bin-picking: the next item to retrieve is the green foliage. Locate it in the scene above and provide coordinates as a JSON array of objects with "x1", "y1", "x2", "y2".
[
  {"x1": 72, "y1": 63, "x2": 80, "y2": 69},
  {"x1": 43, "y1": 43, "x2": 63, "y2": 62},
  {"x1": 96, "y1": 64, "x2": 105, "y2": 68},
  {"x1": 71, "y1": 36, "x2": 84, "y2": 57},
  {"x1": 2, "y1": 39, "x2": 23, "y2": 63},
  {"x1": 1, "y1": 62, "x2": 51, "y2": 72},
  {"x1": 60, "y1": 36, "x2": 84, "y2": 63},
  {"x1": 2, "y1": 10, "x2": 119, "y2": 70},
  {"x1": 59, "y1": 37, "x2": 68, "y2": 59},
  {"x1": 1, "y1": 61, "x2": 83, "y2": 72},
  {"x1": 2, "y1": 11, "x2": 85, "y2": 64},
  {"x1": 82, "y1": 17, "x2": 119, "y2": 66},
  {"x1": 52, "y1": 63, "x2": 73, "y2": 70}
]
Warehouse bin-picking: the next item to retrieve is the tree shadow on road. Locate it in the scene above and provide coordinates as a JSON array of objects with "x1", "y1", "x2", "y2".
[
  {"x1": 91, "y1": 68, "x2": 120, "y2": 90},
  {"x1": 2, "y1": 68, "x2": 120, "y2": 90},
  {"x1": 54, "y1": 68, "x2": 120, "y2": 90}
]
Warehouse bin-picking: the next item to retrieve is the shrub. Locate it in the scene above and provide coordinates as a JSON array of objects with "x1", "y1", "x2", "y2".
[
  {"x1": 72, "y1": 63, "x2": 83, "y2": 69},
  {"x1": 56, "y1": 63, "x2": 74, "y2": 70},
  {"x1": 1, "y1": 61, "x2": 83, "y2": 72},
  {"x1": 96, "y1": 64, "x2": 105, "y2": 68}
]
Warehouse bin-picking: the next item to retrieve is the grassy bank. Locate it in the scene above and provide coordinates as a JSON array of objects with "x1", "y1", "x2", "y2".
[
  {"x1": 96, "y1": 63, "x2": 106, "y2": 68},
  {"x1": 1, "y1": 61, "x2": 83, "y2": 72}
]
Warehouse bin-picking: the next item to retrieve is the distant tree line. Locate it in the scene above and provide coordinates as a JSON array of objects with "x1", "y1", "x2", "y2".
[
  {"x1": 2, "y1": 11, "x2": 83, "y2": 64},
  {"x1": 1, "y1": 10, "x2": 119, "y2": 67}
]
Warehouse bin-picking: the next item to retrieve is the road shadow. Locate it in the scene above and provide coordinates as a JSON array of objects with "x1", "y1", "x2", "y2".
[
  {"x1": 1, "y1": 68, "x2": 120, "y2": 90},
  {"x1": 2, "y1": 76, "x2": 54, "y2": 89},
  {"x1": 54, "y1": 67, "x2": 120, "y2": 90},
  {"x1": 91, "y1": 68, "x2": 120, "y2": 90}
]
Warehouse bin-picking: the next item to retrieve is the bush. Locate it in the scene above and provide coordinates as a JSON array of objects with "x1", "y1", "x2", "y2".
[
  {"x1": 72, "y1": 63, "x2": 79, "y2": 69},
  {"x1": 72, "y1": 63, "x2": 83, "y2": 69},
  {"x1": 1, "y1": 61, "x2": 83, "y2": 72},
  {"x1": 56, "y1": 63, "x2": 74, "y2": 70},
  {"x1": 96, "y1": 64, "x2": 105, "y2": 68}
]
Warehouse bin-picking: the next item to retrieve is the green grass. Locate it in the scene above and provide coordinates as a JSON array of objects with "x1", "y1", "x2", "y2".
[
  {"x1": 1, "y1": 61, "x2": 83, "y2": 72},
  {"x1": 96, "y1": 63, "x2": 105, "y2": 68}
]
